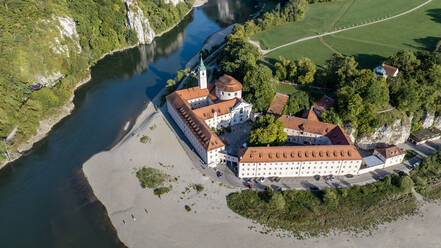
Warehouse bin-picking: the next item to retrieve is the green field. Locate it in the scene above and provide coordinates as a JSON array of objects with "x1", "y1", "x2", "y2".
[
  {"x1": 266, "y1": 0, "x2": 441, "y2": 68},
  {"x1": 253, "y1": 0, "x2": 426, "y2": 50}
]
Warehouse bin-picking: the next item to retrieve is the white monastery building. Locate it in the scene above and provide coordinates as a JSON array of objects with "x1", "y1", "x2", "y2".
[
  {"x1": 166, "y1": 58, "x2": 252, "y2": 166},
  {"x1": 237, "y1": 114, "x2": 363, "y2": 178},
  {"x1": 167, "y1": 58, "x2": 405, "y2": 178}
]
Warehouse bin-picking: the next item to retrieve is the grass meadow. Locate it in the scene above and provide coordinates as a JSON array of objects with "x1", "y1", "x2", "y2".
[
  {"x1": 253, "y1": 0, "x2": 426, "y2": 50},
  {"x1": 265, "y1": 0, "x2": 441, "y2": 68}
]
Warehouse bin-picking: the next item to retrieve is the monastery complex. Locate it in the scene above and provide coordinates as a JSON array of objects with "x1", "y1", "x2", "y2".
[{"x1": 166, "y1": 58, "x2": 405, "y2": 179}]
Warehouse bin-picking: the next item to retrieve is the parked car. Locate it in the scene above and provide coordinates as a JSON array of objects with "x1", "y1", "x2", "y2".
[
  {"x1": 273, "y1": 177, "x2": 281, "y2": 183},
  {"x1": 310, "y1": 185, "x2": 319, "y2": 191},
  {"x1": 345, "y1": 174, "x2": 354, "y2": 178},
  {"x1": 216, "y1": 171, "x2": 222, "y2": 178},
  {"x1": 245, "y1": 184, "x2": 253, "y2": 189},
  {"x1": 398, "y1": 171, "x2": 406, "y2": 176},
  {"x1": 258, "y1": 177, "x2": 265, "y2": 183},
  {"x1": 272, "y1": 185, "x2": 282, "y2": 192},
  {"x1": 330, "y1": 175, "x2": 336, "y2": 181},
  {"x1": 314, "y1": 175, "x2": 320, "y2": 181}
]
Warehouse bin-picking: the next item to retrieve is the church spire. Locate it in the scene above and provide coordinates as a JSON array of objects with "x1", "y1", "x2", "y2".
[
  {"x1": 199, "y1": 56, "x2": 206, "y2": 71},
  {"x1": 198, "y1": 55, "x2": 207, "y2": 89}
]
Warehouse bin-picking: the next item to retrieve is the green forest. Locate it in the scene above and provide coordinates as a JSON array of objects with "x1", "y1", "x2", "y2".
[
  {"x1": 217, "y1": 0, "x2": 441, "y2": 138},
  {"x1": 0, "y1": 0, "x2": 194, "y2": 162}
]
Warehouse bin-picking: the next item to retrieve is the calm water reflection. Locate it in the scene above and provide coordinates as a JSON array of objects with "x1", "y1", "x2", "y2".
[{"x1": 0, "y1": 2, "x2": 255, "y2": 248}]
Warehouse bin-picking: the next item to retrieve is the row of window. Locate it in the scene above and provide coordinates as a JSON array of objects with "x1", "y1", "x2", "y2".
[
  {"x1": 243, "y1": 164, "x2": 356, "y2": 171},
  {"x1": 241, "y1": 160, "x2": 360, "y2": 167}
]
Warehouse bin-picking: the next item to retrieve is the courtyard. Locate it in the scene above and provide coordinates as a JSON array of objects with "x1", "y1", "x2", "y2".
[{"x1": 218, "y1": 121, "x2": 252, "y2": 156}]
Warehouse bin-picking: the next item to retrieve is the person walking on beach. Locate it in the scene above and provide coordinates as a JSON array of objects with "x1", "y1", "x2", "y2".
[
  {"x1": 144, "y1": 208, "x2": 148, "y2": 215},
  {"x1": 131, "y1": 214, "x2": 136, "y2": 221},
  {"x1": 123, "y1": 219, "x2": 126, "y2": 224}
]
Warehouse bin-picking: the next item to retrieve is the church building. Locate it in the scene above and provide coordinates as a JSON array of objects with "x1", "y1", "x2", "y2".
[{"x1": 166, "y1": 58, "x2": 253, "y2": 166}]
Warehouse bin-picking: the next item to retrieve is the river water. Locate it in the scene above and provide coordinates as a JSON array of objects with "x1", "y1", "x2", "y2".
[{"x1": 0, "y1": 1, "x2": 255, "y2": 247}]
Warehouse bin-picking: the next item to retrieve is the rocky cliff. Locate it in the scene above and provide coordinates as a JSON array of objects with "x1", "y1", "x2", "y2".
[
  {"x1": 34, "y1": 16, "x2": 81, "y2": 87},
  {"x1": 165, "y1": 0, "x2": 185, "y2": 6},
  {"x1": 125, "y1": 0, "x2": 156, "y2": 44},
  {"x1": 356, "y1": 115, "x2": 412, "y2": 150},
  {"x1": 422, "y1": 112, "x2": 436, "y2": 129}
]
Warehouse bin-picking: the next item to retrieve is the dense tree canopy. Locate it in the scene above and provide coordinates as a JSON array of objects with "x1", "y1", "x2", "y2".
[
  {"x1": 249, "y1": 115, "x2": 287, "y2": 146},
  {"x1": 243, "y1": 64, "x2": 275, "y2": 112},
  {"x1": 218, "y1": 29, "x2": 262, "y2": 81},
  {"x1": 282, "y1": 89, "x2": 310, "y2": 116},
  {"x1": 387, "y1": 51, "x2": 441, "y2": 130},
  {"x1": 274, "y1": 56, "x2": 316, "y2": 84},
  {"x1": 320, "y1": 54, "x2": 389, "y2": 134}
]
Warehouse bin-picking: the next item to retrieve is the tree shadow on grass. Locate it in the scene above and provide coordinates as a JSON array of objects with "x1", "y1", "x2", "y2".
[
  {"x1": 427, "y1": 8, "x2": 441, "y2": 24},
  {"x1": 352, "y1": 54, "x2": 387, "y2": 69},
  {"x1": 410, "y1": 36, "x2": 441, "y2": 52}
]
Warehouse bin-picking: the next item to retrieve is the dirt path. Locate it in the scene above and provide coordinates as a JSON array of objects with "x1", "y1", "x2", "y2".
[
  {"x1": 319, "y1": 36, "x2": 341, "y2": 55},
  {"x1": 250, "y1": 0, "x2": 433, "y2": 55}
]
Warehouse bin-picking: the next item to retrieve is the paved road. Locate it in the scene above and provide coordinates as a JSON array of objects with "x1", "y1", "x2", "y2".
[{"x1": 250, "y1": 0, "x2": 433, "y2": 55}]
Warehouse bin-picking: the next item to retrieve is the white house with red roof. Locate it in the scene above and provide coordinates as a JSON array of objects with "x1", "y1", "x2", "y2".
[{"x1": 374, "y1": 64, "x2": 399, "y2": 78}]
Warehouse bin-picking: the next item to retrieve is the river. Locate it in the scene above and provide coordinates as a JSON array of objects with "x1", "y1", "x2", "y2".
[{"x1": 0, "y1": 1, "x2": 256, "y2": 247}]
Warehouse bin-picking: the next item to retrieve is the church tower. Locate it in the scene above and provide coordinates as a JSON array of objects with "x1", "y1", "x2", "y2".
[{"x1": 198, "y1": 56, "x2": 207, "y2": 89}]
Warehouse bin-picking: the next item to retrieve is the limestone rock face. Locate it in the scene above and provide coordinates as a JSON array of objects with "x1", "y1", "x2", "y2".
[
  {"x1": 356, "y1": 116, "x2": 412, "y2": 149},
  {"x1": 422, "y1": 112, "x2": 435, "y2": 129},
  {"x1": 164, "y1": 0, "x2": 184, "y2": 6},
  {"x1": 125, "y1": 0, "x2": 156, "y2": 44},
  {"x1": 51, "y1": 16, "x2": 81, "y2": 55},
  {"x1": 433, "y1": 116, "x2": 441, "y2": 130}
]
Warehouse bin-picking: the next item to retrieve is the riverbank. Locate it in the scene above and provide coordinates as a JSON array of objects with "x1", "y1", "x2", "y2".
[
  {"x1": 0, "y1": 73, "x2": 92, "y2": 170},
  {"x1": 0, "y1": 1, "x2": 209, "y2": 170},
  {"x1": 83, "y1": 93, "x2": 441, "y2": 248}
]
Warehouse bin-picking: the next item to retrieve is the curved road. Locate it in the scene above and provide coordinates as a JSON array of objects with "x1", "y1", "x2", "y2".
[{"x1": 250, "y1": 0, "x2": 433, "y2": 55}]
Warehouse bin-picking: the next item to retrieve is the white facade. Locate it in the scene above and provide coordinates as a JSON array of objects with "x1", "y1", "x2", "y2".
[
  {"x1": 238, "y1": 159, "x2": 362, "y2": 178},
  {"x1": 204, "y1": 101, "x2": 252, "y2": 129},
  {"x1": 187, "y1": 96, "x2": 209, "y2": 109},
  {"x1": 285, "y1": 128, "x2": 332, "y2": 145},
  {"x1": 374, "y1": 150, "x2": 405, "y2": 168},
  {"x1": 216, "y1": 87, "x2": 242, "y2": 101},
  {"x1": 167, "y1": 100, "x2": 211, "y2": 162},
  {"x1": 199, "y1": 65, "x2": 207, "y2": 90}
]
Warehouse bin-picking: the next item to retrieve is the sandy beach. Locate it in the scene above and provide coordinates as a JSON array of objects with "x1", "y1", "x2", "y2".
[{"x1": 83, "y1": 99, "x2": 441, "y2": 248}]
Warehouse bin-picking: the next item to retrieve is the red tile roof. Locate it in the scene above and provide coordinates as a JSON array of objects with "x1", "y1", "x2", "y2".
[
  {"x1": 238, "y1": 145, "x2": 361, "y2": 163},
  {"x1": 375, "y1": 146, "x2": 404, "y2": 159},
  {"x1": 305, "y1": 108, "x2": 319, "y2": 121},
  {"x1": 166, "y1": 92, "x2": 224, "y2": 151},
  {"x1": 313, "y1": 95, "x2": 334, "y2": 114},
  {"x1": 174, "y1": 86, "x2": 209, "y2": 100},
  {"x1": 214, "y1": 74, "x2": 242, "y2": 92},
  {"x1": 383, "y1": 64, "x2": 399, "y2": 77},
  {"x1": 267, "y1": 93, "x2": 289, "y2": 116},
  {"x1": 280, "y1": 115, "x2": 351, "y2": 145},
  {"x1": 193, "y1": 98, "x2": 240, "y2": 120}
]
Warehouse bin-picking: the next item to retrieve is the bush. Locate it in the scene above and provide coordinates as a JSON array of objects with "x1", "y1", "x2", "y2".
[
  {"x1": 192, "y1": 184, "x2": 204, "y2": 192},
  {"x1": 185, "y1": 205, "x2": 192, "y2": 212},
  {"x1": 140, "y1": 135, "x2": 151, "y2": 144},
  {"x1": 154, "y1": 186, "x2": 171, "y2": 196},
  {"x1": 410, "y1": 148, "x2": 441, "y2": 199},
  {"x1": 136, "y1": 167, "x2": 169, "y2": 188}
]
